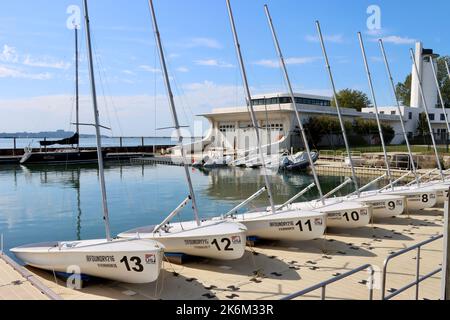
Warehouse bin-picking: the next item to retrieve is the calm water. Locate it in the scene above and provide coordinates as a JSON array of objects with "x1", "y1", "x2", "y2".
[{"x1": 0, "y1": 163, "x2": 382, "y2": 259}]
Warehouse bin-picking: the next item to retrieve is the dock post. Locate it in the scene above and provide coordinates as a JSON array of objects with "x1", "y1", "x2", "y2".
[
  {"x1": 13, "y1": 138, "x2": 16, "y2": 156},
  {"x1": 119, "y1": 137, "x2": 123, "y2": 148},
  {"x1": 442, "y1": 190, "x2": 450, "y2": 300},
  {"x1": 141, "y1": 137, "x2": 145, "y2": 149}
]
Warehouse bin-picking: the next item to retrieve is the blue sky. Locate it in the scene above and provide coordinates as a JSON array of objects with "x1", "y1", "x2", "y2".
[{"x1": 0, "y1": 0, "x2": 449, "y2": 136}]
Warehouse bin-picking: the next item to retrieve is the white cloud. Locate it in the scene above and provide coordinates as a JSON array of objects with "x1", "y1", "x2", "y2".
[
  {"x1": 23, "y1": 55, "x2": 71, "y2": 69},
  {"x1": 305, "y1": 34, "x2": 344, "y2": 43},
  {"x1": 122, "y1": 70, "x2": 136, "y2": 75},
  {"x1": 0, "y1": 45, "x2": 18, "y2": 63},
  {"x1": 0, "y1": 64, "x2": 52, "y2": 80},
  {"x1": 176, "y1": 67, "x2": 189, "y2": 73},
  {"x1": 185, "y1": 37, "x2": 222, "y2": 49},
  {"x1": 139, "y1": 65, "x2": 161, "y2": 73},
  {"x1": 378, "y1": 35, "x2": 416, "y2": 45},
  {"x1": 254, "y1": 57, "x2": 320, "y2": 68},
  {"x1": 194, "y1": 59, "x2": 234, "y2": 68}
]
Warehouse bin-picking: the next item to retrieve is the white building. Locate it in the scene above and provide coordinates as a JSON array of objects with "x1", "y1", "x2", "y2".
[{"x1": 184, "y1": 42, "x2": 446, "y2": 156}]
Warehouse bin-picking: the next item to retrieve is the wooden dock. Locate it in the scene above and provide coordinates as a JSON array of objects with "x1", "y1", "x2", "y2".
[
  {"x1": 0, "y1": 253, "x2": 61, "y2": 300},
  {"x1": 13, "y1": 207, "x2": 445, "y2": 301}
]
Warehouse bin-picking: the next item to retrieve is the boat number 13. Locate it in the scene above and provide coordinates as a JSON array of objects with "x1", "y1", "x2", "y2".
[{"x1": 120, "y1": 256, "x2": 144, "y2": 272}]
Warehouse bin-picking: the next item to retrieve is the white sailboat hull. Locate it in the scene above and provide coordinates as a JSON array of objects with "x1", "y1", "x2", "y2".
[
  {"x1": 11, "y1": 239, "x2": 163, "y2": 284},
  {"x1": 374, "y1": 188, "x2": 437, "y2": 210},
  {"x1": 119, "y1": 221, "x2": 247, "y2": 261},
  {"x1": 286, "y1": 200, "x2": 372, "y2": 229},
  {"x1": 344, "y1": 194, "x2": 406, "y2": 218},
  {"x1": 223, "y1": 210, "x2": 326, "y2": 241},
  {"x1": 412, "y1": 181, "x2": 450, "y2": 205}
]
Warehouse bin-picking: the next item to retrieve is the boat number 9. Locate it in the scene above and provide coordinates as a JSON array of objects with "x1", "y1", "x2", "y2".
[
  {"x1": 296, "y1": 220, "x2": 312, "y2": 232},
  {"x1": 422, "y1": 194, "x2": 429, "y2": 203},
  {"x1": 343, "y1": 211, "x2": 360, "y2": 222},
  {"x1": 120, "y1": 256, "x2": 144, "y2": 273},
  {"x1": 388, "y1": 201, "x2": 396, "y2": 210},
  {"x1": 212, "y1": 238, "x2": 234, "y2": 251}
]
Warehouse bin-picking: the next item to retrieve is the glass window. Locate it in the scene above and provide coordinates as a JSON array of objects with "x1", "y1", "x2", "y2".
[
  {"x1": 430, "y1": 114, "x2": 435, "y2": 121},
  {"x1": 409, "y1": 112, "x2": 413, "y2": 120},
  {"x1": 441, "y1": 114, "x2": 446, "y2": 121},
  {"x1": 391, "y1": 111, "x2": 396, "y2": 115}
]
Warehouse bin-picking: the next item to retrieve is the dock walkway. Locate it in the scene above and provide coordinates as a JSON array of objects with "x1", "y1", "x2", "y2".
[
  {"x1": 18, "y1": 208, "x2": 445, "y2": 301},
  {"x1": 0, "y1": 253, "x2": 61, "y2": 300}
]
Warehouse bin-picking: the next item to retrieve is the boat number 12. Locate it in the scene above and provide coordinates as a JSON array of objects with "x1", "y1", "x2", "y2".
[
  {"x1": 120, "y1": 256, "x2": 144, "y2": 272},
  {"x1": 212, "y1": 238, "x2": 234, "y2": 251}
]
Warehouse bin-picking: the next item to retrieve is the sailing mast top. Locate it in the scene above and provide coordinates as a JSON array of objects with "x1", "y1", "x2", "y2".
[
  {"x1": 264, "y1": 5, "x2": 325, "y2": 203},
  {"x1": 378, "y1": 39, "x2": 420, "y2": 186},
  {"x1": 82, "y1": 0, "x2": 112, "y2": 241},
  {"x1": 148, "y1": 0, "x2": 201, "y2": 226},
  {"x1": 358, "y1": 32, "x2": 394, "y2": 190},
  {"x1": 75, "y1": 25, "x2": 80, "y2": 150},
  {"x1": 226, "y1": 0, "x2": 276, "y2": 214}
]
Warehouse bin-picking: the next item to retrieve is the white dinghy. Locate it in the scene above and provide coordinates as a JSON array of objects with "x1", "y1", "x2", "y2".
[
  {"x1": 304, "y1": 22, "x2": 406, "y2": 221},
  {"x1": 118, "y1": 0, "x2": 247, "y2": 261},
  {"x1": 260, "y1": 12, "x2": 373, "y2": 229},
  {"x1": 11, "y1": 0, "x2": 163, "y2": 284}
]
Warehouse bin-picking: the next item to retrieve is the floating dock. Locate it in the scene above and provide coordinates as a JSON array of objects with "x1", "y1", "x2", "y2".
[
  {"x1": 3, "y1": 207, "x2": 442, "y2": 300},
  {"x1": 0, "y1": 252, "x2": 61, "y2": 300}
]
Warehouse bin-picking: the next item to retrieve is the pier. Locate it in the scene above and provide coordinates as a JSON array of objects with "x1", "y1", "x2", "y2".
[{"x1": 0, "y1": 251, "x2": 61, "y2": 300}]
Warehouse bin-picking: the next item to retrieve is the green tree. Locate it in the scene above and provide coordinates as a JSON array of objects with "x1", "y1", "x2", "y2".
[
  {"x1": 396, "y1": 74, "x2": 412, "y2": 106},
  {"x1": 396, "y1": 56, "x2": 450, "y2": 107},
  {"x1": 331, "y1": 89, "x2": 372, "y2": 112},
  {"x1": 353, "y1": 119, "x2": 395, "y2": 145},
  {"x1": 416, "y1": 113, "x2": 430, "y2": 136},
  {"x1": 304, "y1": 116, "x2": 351, "y2": 146}
]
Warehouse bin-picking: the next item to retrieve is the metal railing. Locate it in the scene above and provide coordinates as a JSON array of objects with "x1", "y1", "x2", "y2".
[
  {"x1": 382, "y1": 235, "x2": 443, "y2": 300},
  {"x1": 282, "y1": 264, "x2": 375, "y2": 300}
]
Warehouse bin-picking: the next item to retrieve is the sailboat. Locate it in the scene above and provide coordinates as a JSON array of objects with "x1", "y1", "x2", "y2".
[
  {"x1": 11, "y1": 0, "x2": 163, "y2": 284},
  {"x1": 20, "y1": 24, "x2": 100, "y2": 165},
  {"x1": 359, "y1": 38, "x2": 442, "y2": 210},
  {"x1": 263, "y1": 6, "x2": 372, "y2": 229},
  {"x1": 118, "y1": 0, "x2": 247, "y2": 260},
  {"x1": 300, "y1": 21, "x2": 406, "y2": 220},
  {"x1": 391, "y1": 50, "x2": 450, "y2": 205}
]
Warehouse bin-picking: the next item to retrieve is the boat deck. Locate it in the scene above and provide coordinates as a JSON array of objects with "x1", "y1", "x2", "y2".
[
  {"x1": 0, "y1": 253, "x2": 60, "y2": 300},
  {"x1": 17, "y1": 207, "x2": 445, "y2": 300}
]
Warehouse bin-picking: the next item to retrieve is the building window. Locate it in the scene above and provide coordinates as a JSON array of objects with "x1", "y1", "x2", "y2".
[
  {"x1": 219, "y1": 124, "x2": 236, "y2": 133},
  {"x1": 408, "y1": 112, "x2": 413, "y2": 120},
  {"x1": 441, "y1": 114, "x2": 446, "y2": 121},
  {"x1": 380, "y1": 111, "x2": 385, "y2": 115},
  {"x1": 429, "y1": 114, "x2": 435, "y2": 121},
  {"x1": 391, "y1": 111, "x2": 396, "y2": 115}
]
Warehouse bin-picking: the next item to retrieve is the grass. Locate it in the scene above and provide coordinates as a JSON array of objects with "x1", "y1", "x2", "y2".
[{"x1": 330, "y1": 145, "x2": 450, "y2": 155}]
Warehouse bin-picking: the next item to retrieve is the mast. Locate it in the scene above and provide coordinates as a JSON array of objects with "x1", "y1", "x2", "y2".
[
  {"x1": 315, "y1": 20, "x2": 359, "y2": 194},
  {"x1": 430, "y1": 56, "x2": 450, "y2": 140},
  {"x1": 358, "y1": 33, "x2": 394, "y2": 189},
  {"x1": 263, "y1": 5, "x2": 324, "y2": 202},
  {"x1": 410, "y1": 48, "x2": 445, "y2": 181},
  {"x1": 82, "y1": 0, "x2": 112, "y2": 241},
  {"x1": 148, "y1": 0, "x2": 201, "y2": 225},
  {"x1": 75, "y1": 26, "x2": 80, "y2": 150},
  {"x1": 226, "y1": 0, "x2": 276, "y2": 213},
  {"x1": 379, "y1": 39, "x2": 420, "y2": 185}
]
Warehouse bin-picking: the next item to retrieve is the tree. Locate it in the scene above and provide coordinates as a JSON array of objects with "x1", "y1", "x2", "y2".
[
  {"x1": 353, "y1": 119, "x2": 395, "y2": 145},
  {"x1": 331, "y1": 89, "x2": 372, "y2": 112},
  {"x1": 416, "y1": 113, "x2": 430, "y2": 136},
  {"x1": 395, "y1": 56, "x2": 450, "y2": 107},
  {"x1": 396, "y1": 74, "x2": 412, "y2": 106}
]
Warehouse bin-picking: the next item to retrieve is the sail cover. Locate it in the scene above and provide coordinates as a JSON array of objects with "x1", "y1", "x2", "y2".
[{"x1": 40, "y1": 133, "x2": 79, "y2": 147}]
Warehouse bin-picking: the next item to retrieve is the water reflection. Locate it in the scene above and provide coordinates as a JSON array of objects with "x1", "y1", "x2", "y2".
[{"x1": 0, "y1": 163, "x2": 387, "y2": 258}]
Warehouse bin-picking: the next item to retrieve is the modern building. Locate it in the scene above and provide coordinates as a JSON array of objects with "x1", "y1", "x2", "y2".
[{"x1": 183, "y1": 42, "x2": 446, "y2": 156}]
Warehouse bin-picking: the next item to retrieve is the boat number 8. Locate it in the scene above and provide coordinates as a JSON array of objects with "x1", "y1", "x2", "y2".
[
  {"x1": 422, "y1": 194, "x2": 429, "y2": 203},
  {"x1": 388, "y1": 201, "x2": 396, "y2": 210},
  {"x1": 343, "y1": 211, "x2": 360, "y2": 222},
  {"x1": 120, "y1": 256, "x2": 144, "y2": 273},
  {"x1": 212, "y1": 238, "x2": 234, "y2": 251}
]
